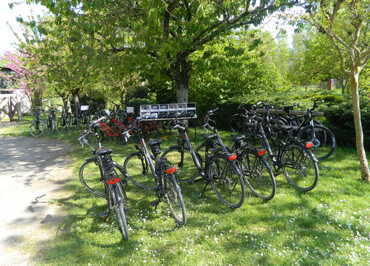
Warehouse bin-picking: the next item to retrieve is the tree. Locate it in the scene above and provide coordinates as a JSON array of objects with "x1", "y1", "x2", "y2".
[
  {"x1": 288, "y1": 31, "x2": 343, "y2": 89},
  {"x1": 190, "y1": 30, "x2": 285, "y2": 111},
  {"x1": 27, "y1": 0, "x2": 300, "y2": 103},
  {"x1": 306, "y1": 0, "x2": 370, "y2": 181}
]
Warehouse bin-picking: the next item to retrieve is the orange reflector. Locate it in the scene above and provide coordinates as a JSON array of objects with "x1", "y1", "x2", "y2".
[
  {"x1": 106, "y1": 177, "x2": 121, "y2": 184},
  {"x1": 228, "y1": 154, "x2": 237, "y2": 161},
  {"x1": 164, "y1": 167, "x2": 177, "y2": 174},
  {"x1": 257, "y1": 149, "x2": 267, "y2": 156},
  {"x1": 305, "y1": 142, "x2": 314, "y2": 149}
]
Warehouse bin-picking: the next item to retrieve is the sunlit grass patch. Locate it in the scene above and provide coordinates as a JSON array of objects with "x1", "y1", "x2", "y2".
[{"x1": 1, "y1": 123, "x2": 369, "y2": 265}]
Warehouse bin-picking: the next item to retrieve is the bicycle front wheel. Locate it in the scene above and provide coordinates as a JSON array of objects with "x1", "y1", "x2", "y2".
[
  {"x1": 111, "y1": 183, "x2": 129, "y2": 241},
  {"x1": 124, "y1": 152, "x2": 156, "y2": 191},
  {"x1": 240, "y1": 151, "x2": 276, "y2": 201},
  {"x1": 208, "y1": 155, "x2": 246, "y2": 209},
  {"x1": 282, "y1": 144, "x2": 319, "y2": 192},
  {"x1": 163, "y1": 173, "x2": 187, "y2": 226}
]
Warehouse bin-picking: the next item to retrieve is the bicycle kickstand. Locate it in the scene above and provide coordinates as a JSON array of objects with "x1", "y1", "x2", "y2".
[{"x1": 150, "y1": 199, "x2": 161, "y2": 210}]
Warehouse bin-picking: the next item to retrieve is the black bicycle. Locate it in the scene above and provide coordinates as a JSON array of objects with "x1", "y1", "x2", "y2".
[
  {"x1": 78, "y1": 117, "x2": 129, "y2": 240},
  {"x1": 161, "y1": 109, "x2": 246, "y2": 209},
  {"x1": 279, "y1": 103, "x2": 336, "y2": 161},
  {"x1": 230, "y1": 134, "x2": 276, "y2": 201},
  {"x1": 29, "y1": 107, "x2": 58, "y2": 136},
  {"x1": 123, "y1": 126, "x2": 186, "y2": 226},
  {"x1": 242, "y1": 107, "x2": 320, "y2": 192}
]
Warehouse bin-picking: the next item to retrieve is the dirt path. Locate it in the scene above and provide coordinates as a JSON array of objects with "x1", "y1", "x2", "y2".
[{"x1": 0, "y1": 136, "x2": 73, "y2": 265}]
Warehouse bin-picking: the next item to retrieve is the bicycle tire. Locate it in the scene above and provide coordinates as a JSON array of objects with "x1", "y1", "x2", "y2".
[
  {"x1": 239, "y1": 150, "x2": 276, "y2": 201},
  {"x1": 29, "y1": 120, "x2": 46, "y2": 136},
  {"x1": 111, "y1": 183, "x2": 129, "y2": 240},
  {"x1": 123, "y1": 152, "x2": 156, "y2": 191},
  {"x1": 161, "y1": 146, "x2": 202, "y2": 183},
  {"x1": 297, "y1": 125, "x2": 336, "y2": 161},
  {"x1": 163, "y1": 173, "x2": 187, "y2": 225},
  {"x1": 207, "y1": 154, "x2": 246, "y2": 209},
  {"x1": 79, "y1": 159, "x2": 127, "y2": 197},
  {"x1": 282, "y1": 144, "x2": 319, "y2": 192}
]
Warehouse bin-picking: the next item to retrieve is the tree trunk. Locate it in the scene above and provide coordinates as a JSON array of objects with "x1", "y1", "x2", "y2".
[
  {"x1": 31, "y1": 87, "x2": 43, "y2": 109},
  {"x1": 72, "y1": 93, "x2": 80, "y2": 126},
  {"x1": 62, "y1": 96, "x2": 69, "y2": 113},
  {"x1": 7, "y1": 97, "x2": 17, "y2": 121},
  {"x1": 351, "y1": 70, "x2": 370, "y2": 181},
  {"x1": 173, "y1": 55, "x2": 191, "y2": 103}
]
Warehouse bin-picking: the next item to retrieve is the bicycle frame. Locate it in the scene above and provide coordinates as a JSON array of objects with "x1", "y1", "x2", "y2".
[{"x1": 135, "y1": 137, "x2": 158, "y2": 180}]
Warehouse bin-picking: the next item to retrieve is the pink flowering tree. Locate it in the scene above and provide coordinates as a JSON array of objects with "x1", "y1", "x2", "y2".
[
  {"x1": 2, "y1": 51, "x2": 33, "y2": 98},
  {"x1": 0, "y1": 51, "x2": 36, "y2": 120}
]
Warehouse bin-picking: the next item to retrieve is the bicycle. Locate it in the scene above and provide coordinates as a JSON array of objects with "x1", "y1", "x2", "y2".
[
  {"x1": 230, "y1": 134, "x2": 276, "y2": 201},
  {"x1": 123, "y1": 126, "x2": 186, "y2": 226},
  {"x1": 78, "y1": 117, "x2": 129, "y2": 240},
  {"x1": 241, "y1": 107, "x2": 320, "y2": 192},
  {"x1": 47, "y1": 107, "x2": 58, "y2": 133},
  {"x1": 279, "y1": 102, "x2": 336, "y2": 161},
  {"x1": 161, "y1": 109, "x2": 246, "y2": 209},
  {"x1": 29, "y1": 108, "x2": 47, "y2": 136}
]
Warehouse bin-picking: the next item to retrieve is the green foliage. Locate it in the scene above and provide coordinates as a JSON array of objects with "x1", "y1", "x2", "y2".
[
  {"x1": 26, "y1": 0, "x2": 300, "y2": 102},
  {"x1": 288, "y1": 30, "x2": 343, "y2": 87},
  {"x1": 190, "y1": 31, "x2": 286, "y2": 113}
]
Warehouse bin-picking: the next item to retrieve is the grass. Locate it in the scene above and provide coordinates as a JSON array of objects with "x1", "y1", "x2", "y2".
[{"x1": 1, "y1": 121, "x2": 369, "y2": 265}]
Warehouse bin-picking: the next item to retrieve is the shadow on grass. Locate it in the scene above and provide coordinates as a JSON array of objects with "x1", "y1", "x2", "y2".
[{"x1": 5, "y1": 125, "x2": 365, "y2": 265}]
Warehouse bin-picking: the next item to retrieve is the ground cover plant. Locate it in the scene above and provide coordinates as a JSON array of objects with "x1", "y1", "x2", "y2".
[{"x1": 0, "y1": 121, "x2": 369, "y2": 265}]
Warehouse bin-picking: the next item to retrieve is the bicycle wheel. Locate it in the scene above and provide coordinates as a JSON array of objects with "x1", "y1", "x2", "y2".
[
  {"x1": 297, "y1": 125, "x2": 336, "y2": 161},
  {"x1": 111, "y1": 183, "x2": 129, "y2": 241},
  {"x1": 79, "y1": 159, "x2": 127, "y2": 197},
  {"x1": 239, "y1": 150, "x2": 276, "y2": 201},
  {"x1": 162, "y1": 146, "x2": 202, "y2": 183},
  {"x1": 51, "y1": 119, "x2": 58, "y2": 133},
  {"x1": 124, "y1": 152, "x2": 156, "y2": 191},
  {"x1": 163, "y1": 173, "x2": 187, "y2": 225},
  {"x1": 207, "y1": 155, "x2": 246, "y2": 209},
  {"x1": 282, "y1": 144, "x2": 319, "y2": 192},
  {"x1": 29, "y1": 120, "x2": 46, "y2": 136}
]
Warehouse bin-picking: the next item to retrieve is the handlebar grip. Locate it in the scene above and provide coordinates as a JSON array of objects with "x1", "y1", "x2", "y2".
[
  {"x1": 89, "y1": 116, "x2": 106, "y2": 127},
  {"x1": 174, "y1": 124, "x2": 186, "y2": 131},
  {"x1": 208, "y1": 107, "x2": 219, "y2": 115}
]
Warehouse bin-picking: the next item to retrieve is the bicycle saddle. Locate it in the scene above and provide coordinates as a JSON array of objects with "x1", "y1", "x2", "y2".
[
  {"x1": 148, "y1": 139, "x2": 162, "y2": 146},
  {"x1": 96, "y1": 148, "x2": 112, "y2": 155}
]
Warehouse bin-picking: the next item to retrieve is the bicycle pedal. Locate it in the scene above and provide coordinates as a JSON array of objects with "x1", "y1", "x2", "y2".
[{"x1": 99, "y1": 210, "x2": 110, "y2": 221}]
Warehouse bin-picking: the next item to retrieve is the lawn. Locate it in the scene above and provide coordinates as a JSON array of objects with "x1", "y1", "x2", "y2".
[{"x1": 1, "y1": 121, "x2": 369, "y2": 265}]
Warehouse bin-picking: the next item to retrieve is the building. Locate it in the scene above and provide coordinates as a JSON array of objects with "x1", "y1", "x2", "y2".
[{"x1": 0, "y1": 67, "x2": 31, "y2": 120}]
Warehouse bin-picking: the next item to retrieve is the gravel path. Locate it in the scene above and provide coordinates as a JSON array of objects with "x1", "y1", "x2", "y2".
[{"x1": 0, "y1": 136, "x2": 72, "y2": 265}]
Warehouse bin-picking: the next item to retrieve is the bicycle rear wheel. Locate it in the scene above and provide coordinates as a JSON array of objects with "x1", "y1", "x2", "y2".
[
  {"x1": 79, "y1": 159, "x2": 126, "y2": 197},
  {"x1": 162, "y1": 146, "x2": 202, "y2": 183},
  {"x1": 240, "y1": 151, "x2": 276, "y2": 201},
  {"x1": 124, "y1": 152, "x2": 156, "y2": 191},
  {"x1": 208, "y1": 155, "x2": 245, "y2": 209},
  {"x1": 298, "y1": 125, "x2": 336, "y2": 161},
  {"x1": 163, "y1": 173, "x2": 187, "y2": 225},
  {"x1": 111, "y1": 183, "x2": 129, "y2": 240},
  {"x1": 282, "y1": 144, "x2": 319, "y2": 192}
]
